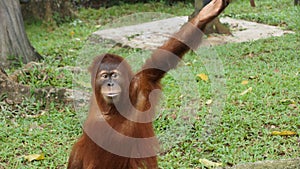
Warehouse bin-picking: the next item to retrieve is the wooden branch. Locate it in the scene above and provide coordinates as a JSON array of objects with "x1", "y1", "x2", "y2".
[
  {"x1": 189, "y1": 0, "x2": 231, "y2": 35},
  {"x1": 250, "y1": 0, "x2": 256, "y2": 7}
]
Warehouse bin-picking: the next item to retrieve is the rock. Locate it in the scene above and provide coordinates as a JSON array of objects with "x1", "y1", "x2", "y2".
[
  {"x1": 92, "y1": 16, "x2": 293, "y2": 50},
  {"x1": 220, "y1": 158, "x2": 300, "y2": 169}
]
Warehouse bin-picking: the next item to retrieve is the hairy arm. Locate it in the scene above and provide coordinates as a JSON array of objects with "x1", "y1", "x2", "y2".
[{"x1": 139, "y1": 0, "x2": 229, "y2": 82}]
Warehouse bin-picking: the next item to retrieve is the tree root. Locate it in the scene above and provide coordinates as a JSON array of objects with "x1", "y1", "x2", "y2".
[{"x1": 0, "y1": 65, "x2": 89, "y2": 107}]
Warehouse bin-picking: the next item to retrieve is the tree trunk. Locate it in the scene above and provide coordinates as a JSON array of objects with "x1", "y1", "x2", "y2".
[
  {"x1": 0, "y1": 0, "x2": 42, "y2": 68},
  {"x1": 189, "y1": 0, "x2": 231, "y2": 35}
]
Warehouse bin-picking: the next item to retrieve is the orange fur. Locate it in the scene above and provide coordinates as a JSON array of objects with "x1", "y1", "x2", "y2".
[{"x1": 67, "y1": 1, "x2": 229, "y2": 168}]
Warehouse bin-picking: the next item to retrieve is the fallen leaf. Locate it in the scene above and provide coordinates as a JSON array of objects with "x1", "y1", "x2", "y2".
[
  {"x1": 274, "y1": 68, "x2": 280, "y2": 73},
  {"x1": 288, "y1": 104, "x2": 297, "y2": 109},
  {"x1": 280, "y1": 99, "x2": 296, "y2": 105},
  {"x1": 206, "y1": 99, "x2": 213, "y2": 105},
  {"x1": 249, "y1": 75, "x2": 258, "y2": 79},
  {"x1": 25, "y1": 111, "x2": 46, "y2": 118},
  {"x1": 29, "y1": 122, "x2": 43, "y2": 131},
  {"x1": 197, "y1": 73, "x2": 208, "y2": 82},
  {"x1": 170, "y1": 114, "x2": 177, "y2": 120},
  {"x1": 70, "y1": 31, "x2": 75, "y2": 37},
  {"x1": 199, "y1": 158, "x2": 222, "y2": 168},
  {"x1": 239, "y1": 87, "x2": 252, "y2": 96},
  {"x1": 271, "y1": 131, "x2": 297, "y2": 136},
  {"x1": 241, "y1": 80, "x2": 249, "y2": 85},
  {"x1": 184, "y1": 62, "x2": 192, "y2": 66},
  {"x1": 24, "y1": 153, "x2": 45, "y2": 162}
]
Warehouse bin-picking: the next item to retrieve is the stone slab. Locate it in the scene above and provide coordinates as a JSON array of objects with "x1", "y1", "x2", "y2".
[
  {"x1": 93, "y1": 16, "x2": 293, "y2": 50},
  {"x1": 223, "y1": 158, "x2": 300, "y2": 169}
]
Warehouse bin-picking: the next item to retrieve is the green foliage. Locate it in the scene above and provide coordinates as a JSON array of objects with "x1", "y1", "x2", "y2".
[
  {"x1": 78, "y1": 2, "x2": 193, "y2": 24},
  {"x1": 6, "y1": 54, "x2": 24, "y2": 68},
  {"x1": 17, "y1": 65, "x2": 73, "y2": 88},
  {"x1": 73, "y1": 0, "x2": 193, "y2": 8},
  {"x1": 1, "y1": 0, "x2": 299, "y2": 168}
]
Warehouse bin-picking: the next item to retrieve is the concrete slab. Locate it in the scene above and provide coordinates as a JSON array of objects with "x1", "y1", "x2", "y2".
[{"x1": 92, "y1": 16, "x2": 293, "y2": 50}]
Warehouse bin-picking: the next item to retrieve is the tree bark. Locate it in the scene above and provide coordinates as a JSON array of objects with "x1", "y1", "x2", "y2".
[
  {"x1": 189, "y1": 0, "x2": 231, "y2": 35},
  {"x1": 0, "y1": 0, "x2": 42, "y2": 68}
]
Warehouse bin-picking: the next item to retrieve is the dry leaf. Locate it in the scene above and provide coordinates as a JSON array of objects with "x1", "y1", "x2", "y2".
[
  {"x1": 29, "y1": 122, "x2": 43, "y2": 131},
  {"x1": 25, "y1": 111, "x2": 46, "y2": 118},
  {"x1": 197, "y1": 73, "x2": 208, "y2": 82},
  {"x1": 241, "y1": 80, "x2": 249, "y2": 85},
  {"x1": 274, "y1": 68, "x2": 280, "y2": 73},
  {"x1": 206, "y1": 99, "x2": 213, "y2": 105},
  {"x1": 184, "y1": 62, "x2": 192, "y2": 66},
  {"x1": 24, "y1": 153, "x2": 45, "y2": 162},
  {"x1": 288, "y1": 104, "x2": 297, "y2": 109},
  {"x1": 70, "y1": 31, "x2": 75, "y2": 37},
  {"x1": 249, "y1": 75, "x2": 258, "y2": 79},
  {"x1": 240, "y1": 87, "x2": 252, "y2": 96},
  {"x1": 280, "y1": 99, "x2": 296, "y2": 105},
  {"x1": 199, "y1": 158, "x2": 222, "y2": 168},
  {"x1": 271, "y1": 131, "x2": 297, "y2": 136}
]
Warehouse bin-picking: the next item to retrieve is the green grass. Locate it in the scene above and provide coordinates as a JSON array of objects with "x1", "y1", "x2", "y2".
[
  {"x1": 224, "y1": 0, "x2": 300, "y2": 31},
  {"x1": 1, "y1": 0, "x2": 299, "y2": 168}
]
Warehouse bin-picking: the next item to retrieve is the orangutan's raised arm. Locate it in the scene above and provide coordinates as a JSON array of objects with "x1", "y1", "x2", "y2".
[{"x1": 140, "y1": 0, "x2": 229, "y2": 82}]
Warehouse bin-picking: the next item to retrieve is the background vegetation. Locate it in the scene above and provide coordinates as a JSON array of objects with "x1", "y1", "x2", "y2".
[{"x1": 1, "y1": 0, "x2": 299, "y2": 168}]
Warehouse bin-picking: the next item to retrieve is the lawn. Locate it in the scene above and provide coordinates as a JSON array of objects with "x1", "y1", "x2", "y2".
[{"x1": 0, "y1": 0, "x2": 299, "y2": 168}]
